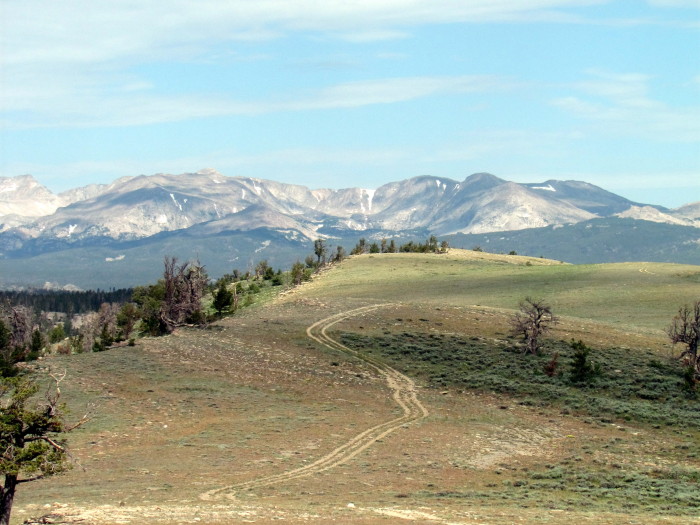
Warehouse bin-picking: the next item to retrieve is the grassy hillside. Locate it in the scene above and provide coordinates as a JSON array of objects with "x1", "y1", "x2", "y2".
[
  {"x1": 310, "y1": 250, "x2": 700, "y2": 425},
  {"x1": 13, "y1": 250, "x2": 700, "y2": 524},
  {"x1": 303, "y1": 249, "x2": 699, "y2": 332}
]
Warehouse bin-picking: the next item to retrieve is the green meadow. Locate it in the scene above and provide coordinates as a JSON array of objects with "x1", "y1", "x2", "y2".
[{"x1": 307, "y1": 250, "x2": 700, "y2": 331}]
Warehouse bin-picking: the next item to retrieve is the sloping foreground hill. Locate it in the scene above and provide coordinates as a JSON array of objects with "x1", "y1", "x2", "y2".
[{"x1": 16, "y1": 250, "x2": 700, "y2": 524}]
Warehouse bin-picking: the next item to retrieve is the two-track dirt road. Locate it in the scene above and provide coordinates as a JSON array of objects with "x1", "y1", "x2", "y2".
[{"x1": 202, "y1": 304, "x2": 428, "y2": 501}]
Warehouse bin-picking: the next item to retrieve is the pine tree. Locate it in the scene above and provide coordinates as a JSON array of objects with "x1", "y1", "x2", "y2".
[
  {"x1": 0, "y1": 373, "x2": 88, "y2": 525},
  {"x1": 213, "y1": 283, "x2": 234, "y2": 316}
]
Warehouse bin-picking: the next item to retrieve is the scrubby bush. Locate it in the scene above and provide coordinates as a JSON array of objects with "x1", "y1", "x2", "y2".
[{"x1": 568, "y1": 340, "x2": 601, "y2": 385}]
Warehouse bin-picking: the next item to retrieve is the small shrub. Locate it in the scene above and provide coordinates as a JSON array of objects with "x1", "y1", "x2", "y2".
[
  {"x1": 544, "y1": 352, "x2": 559, "y2": 377},
  {"x1": 339, "y1": 331, "x2": 700, "y2": 428},
  {"x1": 55, "y1": 342, "x2": 72, "y2": 355},
  {"x1": 186, "y1": 309, "x2": 207, "y2": 325},
  {"x1": 568, "y1": 340, "x2": 601, "y2": 385},
  {"x1": 682, "y1": 365, "x2": 697, "y2": 398}
]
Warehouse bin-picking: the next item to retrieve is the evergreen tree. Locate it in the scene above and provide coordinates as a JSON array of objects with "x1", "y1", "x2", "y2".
[
  {"x1": 63, "y1": 315, "x2": 73, "y2": 337},
  {"x1": 116, "y1": 303, "x2": 139, "y2": 340},
  {"x1": 291, "y1": 261, "x2": 306, "y2": 286},
  {"x1": 0, "y1": 374, "x2": 88, "y2": 525},
  {"x1": 0, "y1": 322, "x2": 13, "y2": 378},
  {"x1": 0, "y1": 323, "x2": 8, "y2": 356},
  {"x1": 27, "y1": 330, "x2": 43, "y2": 361},
  {"x1": 213, "y1": 283, "x2": 234, "y2": 316},
  {"x1": 48, "y1": 324, "x2": 65, "y2": 344},
  {"x1": 568, "y1": 340, "x2": 600, "y2": 384},
  {"x1": 351, "y1": 238, "x2": 367, "y2": 255}
]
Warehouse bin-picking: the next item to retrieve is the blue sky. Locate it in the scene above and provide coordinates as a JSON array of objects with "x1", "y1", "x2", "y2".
[{"x1": 1, "y1": 1, "x2": 698, "y2": 208}]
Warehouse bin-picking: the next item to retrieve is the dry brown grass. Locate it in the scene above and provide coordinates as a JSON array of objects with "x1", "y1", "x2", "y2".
[{"x1": 13, "y1": 251, "x2": 700, "y2": 524}]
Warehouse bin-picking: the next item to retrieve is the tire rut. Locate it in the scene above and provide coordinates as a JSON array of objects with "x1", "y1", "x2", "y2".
[{"x1": 201, "y1": 304, "x2": 428, "y2": 501}]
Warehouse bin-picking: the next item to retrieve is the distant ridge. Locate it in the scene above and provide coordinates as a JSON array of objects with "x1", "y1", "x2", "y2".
[
  {"x1": 0, "y1": 170, "x2": 698, "y2": 288},
  {"x1": 3, "y1": 170, "x2": 697, "y2": 245}
]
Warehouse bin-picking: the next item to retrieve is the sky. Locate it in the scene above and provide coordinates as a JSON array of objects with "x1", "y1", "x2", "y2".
[{"x1": 1, "y1": 1, "x2": 699, "y2": 208}]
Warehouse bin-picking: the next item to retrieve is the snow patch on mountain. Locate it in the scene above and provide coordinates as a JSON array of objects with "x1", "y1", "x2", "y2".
[
  {"x1": 435, "y1": 179, "x2": 449, "y2": 191},
  {"x1": 255, "y1": 240, "x2": 271, "y2": 253},
  {"x1": 361, "y1": 189, "x2": 376, "y2": 214},
  {"x1": 532, "y1": 184, "x2": 556, "y2": 192},
  {"x1": 170, "y1": 193, "x2": 183, "y2": 211}
]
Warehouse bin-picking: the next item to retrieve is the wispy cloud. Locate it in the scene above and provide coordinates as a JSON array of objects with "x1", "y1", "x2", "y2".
[
  {"x1": 2, "y1": 74, "x2": 513, "y2": 129},
  {"x1": 552, "y1": 71, "x2": 700, "y2": 142},
  {"x1": 2, "y1": 2, "x2": 613, "y2": 67},
  {"x1": 288, "y1": 75, "x2": 512, "y2": 110},
  {"x1": 2, "y1": 0, "x2": 690, "y2": 130}
]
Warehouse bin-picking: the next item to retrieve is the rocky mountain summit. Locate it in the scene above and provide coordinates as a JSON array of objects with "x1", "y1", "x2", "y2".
[{"x1": 3, "y1": 169, "x2": 696, "y2": 254}]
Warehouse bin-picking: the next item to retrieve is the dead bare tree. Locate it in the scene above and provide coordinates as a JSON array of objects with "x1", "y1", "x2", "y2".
[
  {"x1": 0, "y1": 306, "x2": 33, "y2": 369},
  {"x1": 2, "y1": 306, "x2": 31, "y2": 353},
  {"x1": 668, "y1": 300, "x2": 700, "y2": 377},
  {"x1": 159, "y1": 257, "x2": 207, "y2": 333},
  {"x1": 97, "y1": 303, "x2": 120, "y2": 340},
  {"x1": 510, "y1": 297, "x2": 557, "y2": 355},
  {"x1": 77, "y1": 312, "x2": 100, "y2": 353}
]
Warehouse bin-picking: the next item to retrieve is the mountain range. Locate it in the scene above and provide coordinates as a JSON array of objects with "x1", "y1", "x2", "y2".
[{"x1": 0, "y1": 170, "x2": 698, "y2": 289}]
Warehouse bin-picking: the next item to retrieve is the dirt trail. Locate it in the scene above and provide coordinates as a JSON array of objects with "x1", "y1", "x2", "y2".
[{"x1": 201, "y1": 304, "x2": 428, "y2": 501}]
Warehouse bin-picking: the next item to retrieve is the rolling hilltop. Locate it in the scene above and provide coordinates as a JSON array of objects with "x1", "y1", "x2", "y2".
[
  {"x1": 15, "y1": 250, "x2": 700, "y2": 524},
  {"x1": 0, "y1": 170, "x2": 698, "y2": 289}
]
